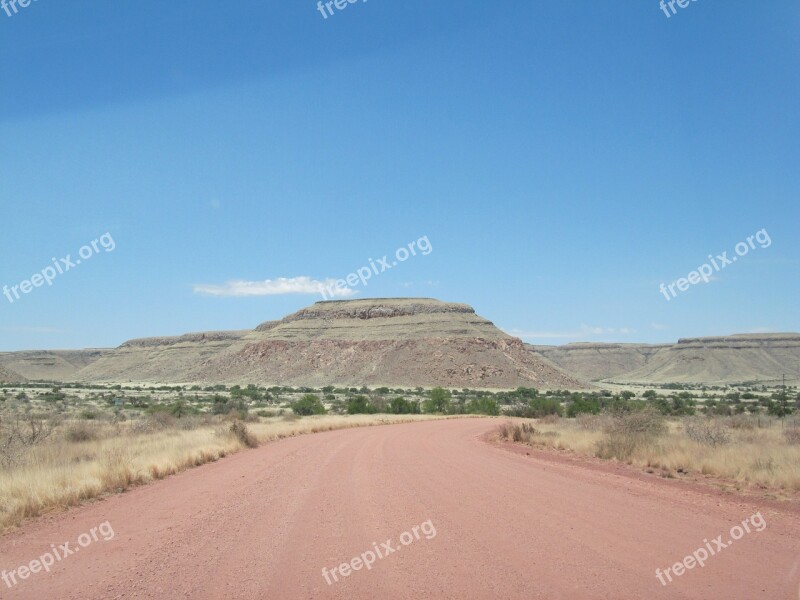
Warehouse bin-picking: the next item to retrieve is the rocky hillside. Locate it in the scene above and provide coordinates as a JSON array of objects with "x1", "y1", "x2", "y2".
[
  {"x1": 532, "y1": 333, "x2": 800, "y2": 384},
  {"x1": 76, "y1": 331, "x2": 249, "y2": 383},
  {"x1": 530, "y1": 343, "x2": 670, "y2": 382},
  {"x1": 0, "y1": 364, "x2": 25, "y2": 383},
  {"x1": 75, "y1": 298, "x2": 585, "y2": 389},
  {"x1": 0, "y1": 350, "x2": 109, "y2": 382},
  {"x1": 616, "y1": 334, "x2": 800, "y2": 384}
]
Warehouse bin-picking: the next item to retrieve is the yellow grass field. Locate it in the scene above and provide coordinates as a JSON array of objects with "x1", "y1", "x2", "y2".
[{"x1": 499, "y1": 415, "x2": 800, "y2": 494}]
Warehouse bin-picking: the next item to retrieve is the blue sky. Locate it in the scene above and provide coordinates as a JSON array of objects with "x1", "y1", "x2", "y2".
[{"x1": 1, "y1": 0, "x2": 798, "y2": 351}]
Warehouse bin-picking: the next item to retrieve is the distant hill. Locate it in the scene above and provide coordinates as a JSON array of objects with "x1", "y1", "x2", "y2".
[
  {"x1": 0, "y1": 350, "x2": 109, "y2": 382},
  {"x1": 74, "y1": 298, "x2": 585, "y2": 389},
  {"x1": 0, "y1": 364, "x2": 25, "y2": 383},
  {"x1": 531, "y1": 333, "x2": 800, "y2": 385}
]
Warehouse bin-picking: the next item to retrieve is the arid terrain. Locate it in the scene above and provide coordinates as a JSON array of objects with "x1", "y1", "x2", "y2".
[
  {"x1": 1, "y1": 298, "x2": 798, "y2": 599},
  {"x1": 1, "y1": 419, "x2": 798, "y2": 599}
]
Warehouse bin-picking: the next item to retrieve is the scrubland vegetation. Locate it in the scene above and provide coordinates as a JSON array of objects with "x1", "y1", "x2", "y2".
[
  {"x1": 499, "y1": 408, "x2": 800, "y2": 494},
  {"x1": 2, "y1": 379, "x2": 797, "y2": 532}
]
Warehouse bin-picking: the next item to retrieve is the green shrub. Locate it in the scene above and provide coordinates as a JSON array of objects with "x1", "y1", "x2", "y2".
[
  {"x1": 346, "y1": 395, "x2": 377, "y2": 414},
  {"x1": 388, "y1": 397, "x2": 420, "y2": 414},
  {"x1": 422, "y1": 387, "x2": 452, "y2": 414},
  {"x1": 529, "y1": 397, "x2": 563, "y2": 418},
  {"x1": 466, "y1": 397, "x2": 499, "y2": 416},
  {"x1": 291, "y1": 394, "x2": 327, "y2": 416}
]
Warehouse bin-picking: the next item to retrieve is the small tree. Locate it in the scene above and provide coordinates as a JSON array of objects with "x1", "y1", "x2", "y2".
[
  {"x1": 291, "y1": 394, "x2": 327, "y2": 416},
  {"x1": 346, "y1": 395, "x2": 377, "y2": 414},
  {"x1": 423, "y1": 387, "x2": 452, "y2": 414}
]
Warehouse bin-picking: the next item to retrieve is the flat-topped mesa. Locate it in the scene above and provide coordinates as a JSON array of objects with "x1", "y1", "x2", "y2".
[
  {"x1": 254, "y1": 298, "x2": 507, "y2": 343},
  {"x1": 193, "y1": 298, "x2": 584, "y2": 388},
  {"x1": 279, "y1": 298, "x2": 476, "y2": 322},
  {"x1": 674, "y1": 333, "x2": 800, "y2": 348}
]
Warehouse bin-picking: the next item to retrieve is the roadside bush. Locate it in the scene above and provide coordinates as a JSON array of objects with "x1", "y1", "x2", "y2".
[
  {"x1": 783, "y1": 427, "x2": 800, "y2": 445},
  {"x1": 498, "y1": 422, "x2": 537, "y2": 444},
  {"x1": 290, "y1": 394, "x2": 326, "y2": 416},
  {"x1": 64, "y1": 421, "x2": 101, "y2": 443},
  {"x1": 0, "y1": 413, "x2": 54, "y2": 468},
  {"x1": 684, "y1": 418, "x2": 731, "y2": 447},
  {"x1": 595, "y1": 409, "x2": 666, "y2": 461},
  {"x1": 575, "y1": 413, "x2": 610, "y2": 432},
  {"x1": 230, "y1": 421, "x2": 259, "y2": 448}
]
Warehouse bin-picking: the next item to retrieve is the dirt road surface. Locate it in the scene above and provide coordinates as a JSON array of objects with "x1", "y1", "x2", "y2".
[{"x1": 1, "y1": 418, "x2": 798, "y2": 599}]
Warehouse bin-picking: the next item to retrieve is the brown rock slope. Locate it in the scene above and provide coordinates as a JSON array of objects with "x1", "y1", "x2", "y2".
[
  {"x1": 192, "y1": 298, "x2": 585, "y2": 388},
  {"x1": 0, "y1": 364, "x2": 25, "y2": 383},
  {"x1": 76, "y1": 331, "x2": 249, "y2": 383},
  {"x1": 616, "y1": 333, "x2": 800, "y2": 385},
  {"x1": 529, "y1": 342, "x2": 670, "y2": 382},
  {"x1": 0, "y1": 349, "x2": 108, "y2": 382}
]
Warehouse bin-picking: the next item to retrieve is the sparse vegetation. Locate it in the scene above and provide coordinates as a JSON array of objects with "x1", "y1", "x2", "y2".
[{"x1": 498, "y1": 408, "x2": 800, "y2": 493}]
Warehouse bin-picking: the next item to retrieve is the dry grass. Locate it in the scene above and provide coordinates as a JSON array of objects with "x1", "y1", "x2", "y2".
[
  {"x1": 499, "y1": 415, "x2": 800, "y2": 493},
  {"x1": 0, "y1": 414, "x2": 443, "y2": 534}
]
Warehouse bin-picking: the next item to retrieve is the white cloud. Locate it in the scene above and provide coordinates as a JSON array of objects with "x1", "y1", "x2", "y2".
[
  {"x1": 651, "y1": 323, "x2": 667, "y2": 330},
  {"x1": 192, "y1": 276, "x2": 357, "y2": 298}
]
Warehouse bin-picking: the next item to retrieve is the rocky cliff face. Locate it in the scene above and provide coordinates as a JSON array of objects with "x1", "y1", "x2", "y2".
[{"x1": 192, "y1": 299, "x2": 584, "y2": 388}]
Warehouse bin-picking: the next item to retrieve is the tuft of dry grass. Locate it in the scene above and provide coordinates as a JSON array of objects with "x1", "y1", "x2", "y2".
[{"x1": 0, "y1": 413, "x2": 444, "y2": 534}]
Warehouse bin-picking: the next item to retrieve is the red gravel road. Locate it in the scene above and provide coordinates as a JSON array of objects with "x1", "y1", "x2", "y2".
[{"x1": 1, "y1": 418, "x2": 799, "y2": 599}]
